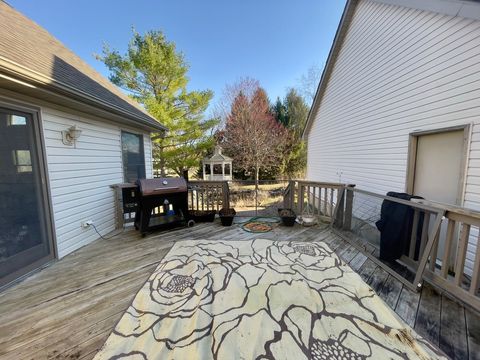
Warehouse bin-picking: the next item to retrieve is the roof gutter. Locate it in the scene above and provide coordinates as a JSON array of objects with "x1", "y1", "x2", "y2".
[
  {"x1": 302, "y1": 0, "x2": 359, "y2": 140},
  {"x1": 0, "y1": 57, "x2": 167, "y2": 132}
]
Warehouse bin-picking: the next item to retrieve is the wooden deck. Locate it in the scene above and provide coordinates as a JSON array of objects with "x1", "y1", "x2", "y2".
[{"x1": 0, "y1": 221, "x2": 479, "y2": 359}]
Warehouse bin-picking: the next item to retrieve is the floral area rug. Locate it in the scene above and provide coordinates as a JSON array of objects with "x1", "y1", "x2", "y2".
[{"x1": 94, "y1": 239, "x2": 444, "y2": 360}]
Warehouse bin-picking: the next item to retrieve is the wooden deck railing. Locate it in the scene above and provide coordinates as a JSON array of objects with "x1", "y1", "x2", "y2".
[
  {"x1": 405, "y1": 199, "x2": 480, "y2": 311},
  {"x1": 336, "y1": 187, "x2": 480, "y2": 311},
  {"x1": 187, "y1": 180, "x2": 230, "y2": 212},
  {"x1": 284, "y1": 181, "x2": 480, "y2": 311},
  {"x1": 284, "y1": 180, "x2": 355, "y2": 226}
]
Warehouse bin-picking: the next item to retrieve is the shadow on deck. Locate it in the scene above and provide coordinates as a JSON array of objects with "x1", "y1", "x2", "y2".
[{"x1": 0, "y1": 221, "x2": 478, "y2": 359}]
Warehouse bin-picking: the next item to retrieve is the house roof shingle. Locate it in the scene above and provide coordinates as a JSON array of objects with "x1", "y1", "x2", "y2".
[{"x1": 0, "y1": 1, "x2": 166, "y2": 131}]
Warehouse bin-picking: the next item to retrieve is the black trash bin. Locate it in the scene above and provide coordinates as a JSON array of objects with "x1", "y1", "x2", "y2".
[{"x1": 375, "y1": 192, "x2": 424, "y2": 262}]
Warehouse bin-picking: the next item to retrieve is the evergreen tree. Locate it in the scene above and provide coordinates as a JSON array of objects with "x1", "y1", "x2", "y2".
[
  {"x1": 271, "y1": 89, "x2": 309, "y2": 178},
  {"x1": 97, "y1": 30, "x2": 217, "y2": 176},
  {"x1": 272, "y1": 97, "x2": 288, "y2": 127},
  {"x1": 285, "y1": 88, "x2": 309, "y2": 137}
]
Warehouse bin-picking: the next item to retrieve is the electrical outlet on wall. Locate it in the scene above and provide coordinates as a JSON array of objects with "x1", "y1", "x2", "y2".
[{"x1": 81, "y1": 220, "x2": 93, "y2": 228}]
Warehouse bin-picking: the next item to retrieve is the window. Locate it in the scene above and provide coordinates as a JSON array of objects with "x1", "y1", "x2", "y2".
[
  {"x1": 204, "y1": 164, "x2": 211, "y2": 175},
  {"x1": 224, "y1": 164, "x2": 231, "y2": 175},
  {"x1": 213, "y1": 164, "x2": 223, "y2": 175},
  {"x1": 12, "y1": 150, "x2": 32, "y2": 173},
  {"x1": 121, "y1": 131, "x2": 146, "y2": 182}
]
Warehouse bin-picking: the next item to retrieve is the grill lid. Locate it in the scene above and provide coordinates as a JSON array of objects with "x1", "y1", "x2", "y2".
[{"x1": 136, "y1": 178, "x2": 187, "y2": 196}]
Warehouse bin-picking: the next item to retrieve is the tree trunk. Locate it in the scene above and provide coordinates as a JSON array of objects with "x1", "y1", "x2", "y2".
[{"x1": 255, "y1": 164, "x2": 259, "y2": 216}]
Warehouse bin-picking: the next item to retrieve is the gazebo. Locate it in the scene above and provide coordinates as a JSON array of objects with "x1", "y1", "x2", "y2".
[{"x1": 202, "y1": 146, "x2": 233, "y2": 181}]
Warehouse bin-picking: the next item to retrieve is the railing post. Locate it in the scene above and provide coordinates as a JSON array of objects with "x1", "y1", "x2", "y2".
[
  {"x1": 343, "y1": 184, "x2": 355, "y2": 231},
  {"x1": 284, "y1": 180, "x2": 294, "y2": 209},
  {"x1": 222, "y1": 181, "x2": 230, "y2": 209},
  {"x1": 283, "y1": 182, "x2": 290, "y2": 209},
  {"x1": 333, "y1": 188, "x2": 345, "y2": 228},
  {"x1": 110, "y1": 184, "x2": 124, "y2": 230},
  {"x1": 298, "y1": 183, "x2": 305, "y2": 214},
  {"x1": 290, "y1": 181, "x2": 295, "y2": 211}
]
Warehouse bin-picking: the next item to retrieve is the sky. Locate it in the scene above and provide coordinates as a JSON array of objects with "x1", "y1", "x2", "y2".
[{"x1": 7, "y1": 0, "x2": 346, "y2": 113}]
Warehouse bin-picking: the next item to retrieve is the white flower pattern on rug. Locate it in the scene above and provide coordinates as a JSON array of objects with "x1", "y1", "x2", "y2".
[{"x1": 94, "y1": 239, "x2": 445, "y2": 360}]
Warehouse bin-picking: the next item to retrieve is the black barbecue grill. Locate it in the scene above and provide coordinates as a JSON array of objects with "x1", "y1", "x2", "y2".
[{"x1": 134, "y1": 178, "x2": 188, "y2": 236}]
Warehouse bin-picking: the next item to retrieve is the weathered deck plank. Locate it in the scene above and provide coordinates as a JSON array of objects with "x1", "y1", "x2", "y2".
[
  {"x1": 349, "y1": 251, "x2": 368, "y2": 271},
  {"x1": 466, "y1": 308, "x2": 480, "y2": 360},
  {"x1": 357, "y1": 258, "x2": 377, "y2": 282},
  {"x1": 338, "y1": 244, "x2": 360, "y2": 263},
  {"x1": 377, "y1": 275, "x2": 403, "y2": 309},
  {"x1": 0, "y1": 221, "x2": 477, "y2": 359},
  {"x1": 415, "y1": 284, "x2": 442, "y2": 348},
  {"x1": 395, "y1": 286, "x2": 421, "y2": 328},
  {"x1": 367, "y1": 266, "x2": 390, "y2": 293},
  {"x1": 440, "y1": 295, "x2": 469, "y2": 359}
]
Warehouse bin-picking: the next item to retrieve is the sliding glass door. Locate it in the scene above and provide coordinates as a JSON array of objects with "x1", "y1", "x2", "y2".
[{"x1": 0, "y1": 107, "x2": 53, "y2": 287}]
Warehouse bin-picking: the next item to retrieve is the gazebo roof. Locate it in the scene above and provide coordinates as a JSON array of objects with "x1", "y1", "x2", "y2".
[{"x1": 203, "y1": 146, "x2": 233, "y2": 163}]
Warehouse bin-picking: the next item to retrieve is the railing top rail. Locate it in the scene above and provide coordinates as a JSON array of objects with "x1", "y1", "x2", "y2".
[
  {"x1": 229, "y1": 179, "x2": 289, "y2": 183},
  {"x1": 188, "y1": 180, "x2": 227, "y2": 185},
  {"x1": 294, "y1": 180, "x2": 350, "y2": 188},
  {"x1": 412, "y1": 198, "x2": 480, "y2": 221},
  {"x1": 352, "y1": 188, "x2": 443, "y2": 214}
]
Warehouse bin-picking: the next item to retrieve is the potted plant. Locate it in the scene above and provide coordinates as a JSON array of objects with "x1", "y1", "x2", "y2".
[
  {"x1": 188, "y1": 210, "x2": 216, "y2": 223},
  {"x1": 219, "y1": 208, "x2": 236, "y2": 226},
  {"x1": 278, "y1": 208, "x2": 296, "y2": 227}
]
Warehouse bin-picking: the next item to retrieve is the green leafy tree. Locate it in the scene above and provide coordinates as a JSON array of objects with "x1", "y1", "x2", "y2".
[
  {"x1": 97, "y1": 30, "x2": 217, "y2": 176},
  {"x1": 273, "y1": 88, "x2": 309, "y2": 178}
]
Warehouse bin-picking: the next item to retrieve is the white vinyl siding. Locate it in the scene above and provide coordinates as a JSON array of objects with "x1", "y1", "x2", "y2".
[
  {"x1": 144, "y1": 134, "x2": 153, "y2": 179},
  {"x1": 306, "y1": 0, "x2": 480, "y2": 274},
  {"x1": 42, "y1": 107, "x2": 152, "y2": 258}
]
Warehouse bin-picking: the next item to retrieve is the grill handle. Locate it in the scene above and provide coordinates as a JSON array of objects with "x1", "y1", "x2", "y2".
[{"x1": 153, "y1": 186, "x2": 179, "y2": 191}]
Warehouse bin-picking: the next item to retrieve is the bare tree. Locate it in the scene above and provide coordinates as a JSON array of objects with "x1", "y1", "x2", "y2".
[
  {"x1": 298, "y1": 64, "x2": 322, "y2": 105},
  {"x1": 219, "y1": 79, "x2": 288, "y2": 212},
  {"x1": 212, "y1": 77, "x2": 260, "y2": 129}
]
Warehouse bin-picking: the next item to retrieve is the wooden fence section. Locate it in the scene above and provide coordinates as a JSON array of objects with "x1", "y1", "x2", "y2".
[
  {"x1": 187, "y1": 181, "x2": 230, "y2": 213},
  {"x1": 284, "y1": 180, "x2": 354, "y2": 226}
]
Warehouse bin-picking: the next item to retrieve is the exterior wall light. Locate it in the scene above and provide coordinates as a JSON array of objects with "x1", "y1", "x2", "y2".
[{"x1": 62, "y1": 125, "x2": 82, "y2": 146}]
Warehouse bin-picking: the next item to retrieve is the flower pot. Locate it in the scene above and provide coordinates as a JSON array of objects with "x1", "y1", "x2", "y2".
[
  {"x1": 219, "y1": 208, "x2": 236, "y2": 226},
  {"x1": 188, "y1": 210, "x2": 216, "y2": 223},
  {"x1": 278, "y1": 208, "x2": 296, "y2": 227}
]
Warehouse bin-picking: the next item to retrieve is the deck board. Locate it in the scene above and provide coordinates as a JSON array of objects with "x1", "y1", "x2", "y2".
[
  {"x1": 466, "y1": 308, "x2": 480, "y2": 360},
  {"x1": 348, "y1": 251, "x2": 368, "y2": 271},
  {"x1": 357, "y1": 258, "x2": 377, "y2": 282},
  {"x1": 377, "y1": 274, "x2": 403, "y2": 309},
  {"x1": 440, "y1": 295, "x2": 469, "y2": 359},
  {"x1": 367, "y1": 266, "x2": 390, "y2": 293},
  {"x1": 0, "y1": 221, "x2": 477, "y2": 359},
  {"x1": 415, "y1": 284, "x2": 442, "y2": 347},
  {"x1": 395, "y1": 286, "x2": 421, "y2": 328}
]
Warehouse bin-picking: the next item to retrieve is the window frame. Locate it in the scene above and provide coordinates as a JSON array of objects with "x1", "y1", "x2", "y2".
[{"x1": 121, "y1": 130, "x2": 146, "y2": 183}]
